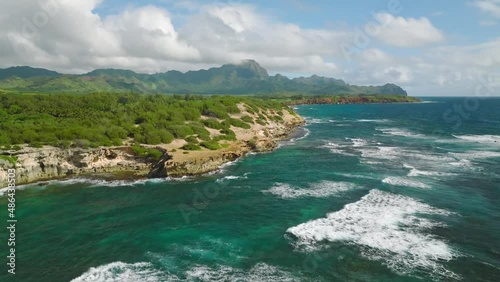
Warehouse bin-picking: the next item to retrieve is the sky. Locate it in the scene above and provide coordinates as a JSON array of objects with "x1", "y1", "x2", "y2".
[{"x1": 1, "y1": 0, "x2": 499, "y2": 96}]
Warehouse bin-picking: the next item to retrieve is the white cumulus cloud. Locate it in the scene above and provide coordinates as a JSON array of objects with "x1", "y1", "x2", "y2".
[
  {"x1": 373, "y1": 13, "x2": 444, "y2": 48},
  {"x1": 471, "y1": 0, "x2": 500, "y2": 18}
]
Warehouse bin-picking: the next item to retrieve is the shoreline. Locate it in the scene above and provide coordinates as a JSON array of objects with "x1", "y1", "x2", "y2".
[
  {"x1": 0, "y1": 97, "x2": 418, "y2": 187},
  {"x1": 0, "y1": 127, "x2": 307, "y2": 191},
  {"x1": 0, "y1": 109, "x2": 305, "y2": 187}
]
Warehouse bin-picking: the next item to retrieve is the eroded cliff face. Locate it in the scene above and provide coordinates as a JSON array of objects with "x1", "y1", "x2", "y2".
[
  {"x1": 164, "y1": 150, "x2": 246, "y2": 177},
  {"x1": 151, "y1": 111, "x2": 305, "y2": 178},
  {"x1": 0, "y1": 146, "x2": 154, "y2": 186},
  {"x1": 0, "y1": 109, "x2": 305, "y2": 186}
]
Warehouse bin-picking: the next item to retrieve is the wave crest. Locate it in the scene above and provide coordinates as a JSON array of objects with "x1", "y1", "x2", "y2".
[{"x1": 287, "y1": 190, "x2": 459, "y2": 279}]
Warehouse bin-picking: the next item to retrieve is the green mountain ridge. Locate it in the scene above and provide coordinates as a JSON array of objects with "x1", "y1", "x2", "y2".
[
  {"x1": 0, "y1": 66, "x2": 61, "y2": 80},
  {"x1": 0, "y1": 60, "x2": 407, "y2": 96}
]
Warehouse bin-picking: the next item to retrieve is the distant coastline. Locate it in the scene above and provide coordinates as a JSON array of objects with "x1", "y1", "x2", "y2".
[{"x1": 287, "y1": 95, "x2": 421, "y2": 106}]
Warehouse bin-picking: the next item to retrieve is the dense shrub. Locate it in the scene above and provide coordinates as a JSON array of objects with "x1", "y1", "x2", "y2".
[
  {"x1": 203, "y1": 119, "x2": 225, "y2": 130},
  {"x1": 184, "y1": 136, "x2": 198, "y2": 143},
  {"x1": 182, "y1": 143, "x2": 201, "y2": 150},
  {"x1": 0, "y1": 93, "x2": 289, "y2": 148},
  {"x1": 131, "y1": 145, "x2": 163, "y2": 160},
  {"x1": 227, "y1": 118, "x2": 251, "y2": 129},
  {"x1": 241, "y1": 115, "x2": 253, "y2": 123},
  {"x1": 200, "y1": 140, "x2": 221, "y2": 150}
]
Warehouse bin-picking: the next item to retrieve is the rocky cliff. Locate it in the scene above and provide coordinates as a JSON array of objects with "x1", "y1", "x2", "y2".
[
  {"x1": 0, "y1": 146, "x2": 154, "y2": 186},
  {"x1": 0, "y1": 111, "x2": 304, "y2": 186},
  {"x1": 150, "y1": 112, "x2": 304, "y2": 177}
]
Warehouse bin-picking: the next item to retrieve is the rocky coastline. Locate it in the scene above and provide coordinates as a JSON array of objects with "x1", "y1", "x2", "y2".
[{"x1": 0, "y1": 110, "x2": 304, "y2": 187}]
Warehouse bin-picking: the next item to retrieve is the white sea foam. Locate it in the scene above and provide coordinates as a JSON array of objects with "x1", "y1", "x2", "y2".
[
  {"x1": 357, "y1": 119, "x2": 391, "y2": 123},
  {"x1": 449, "y1": 151, "x2": 500, "y2": 159},
  {"x1": 453, "y1": 134, "x2": 500, "y2": 146},
  {"x1": 348, "y1": 138, "x2": 368, "y2": 147},
  {"x1": 324, "y1": 142, "x2": 339, "y2": 148},
  {"x1": 215, "y1": 173, "x2": 250, "y2": 183},
  {"x1": 361, "y1": 160, "x2": 383, "y2": 165},
  {"x1": 449, "y1": 159, "x2": 472, "y2": 167},
  {"x1": 359, "y1": 146, "x2": 401, "y2": 160},
  {"x1": 0, "y1": 188, "x2": 7, "y2": 196},
  {"x1": 211, "y1": 158, "x2": 242, "y2": 175},
  {"x1": 0, "y1": 178, "x2": 164, "y2": 197},
  {"x1": 80, "y1": 177, "x2": 194, "y2": 187},
  {"x1": 72, "y1": 261, "x2": 299, "y2": 282},
  {"x1": 264, "y1": 181, "x2": 355, "y2": 199},
  {"x1": 419, "y1": 100, "x2": 442, "y2": 104},
  {"x1": 377, "y1": 128, "x2": 426, "y2": 138},
  {"x1": 307, "y1": 118, "x2": 327, "y2": 124},
  {"x1": 186, "y1": 263, "x2": 300, "y2": 282},
  {"x1": 290, "y1": 128, "x2": 310, "y2": 142},
  {"x1": 321, "y1": 142, "x2": 356, "y2": 156},
  {"x1": 359, "y1": 146, "x2": 455, "y2": 162},
  {"x1": 0, "y1": 182, "x2": 38, "y2": 196},
  {"x1": 70, "y1": 261, "x2": 168, "y2": 282},
  {"x1": 382, "y1": 177, "x2": 431, "y2": 189},
  {"x1": 336, "y1": 173, "x2": 379, "y2": 180},
  {"x1": 403, "y1": 164, "x2": 457, "y2": 177},
  {"x1": 287, "y1": 189, "x2": 459, "y2": 279}
]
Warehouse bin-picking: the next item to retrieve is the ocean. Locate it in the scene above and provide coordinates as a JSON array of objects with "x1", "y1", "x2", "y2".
[{"x1": 1, "y1": 97, "x2": 499, "y2": 281}]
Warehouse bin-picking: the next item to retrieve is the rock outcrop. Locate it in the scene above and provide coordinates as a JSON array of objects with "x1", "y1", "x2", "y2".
[
  {"x1": 0, "y1": 146, "x2": 154, "y2": 186},
  {"x1": 0, "y1": 108, "x2": 305, "y2": 186},
  {"x1": 149, "y1": 114, "x2": 304, "y2": 177}
]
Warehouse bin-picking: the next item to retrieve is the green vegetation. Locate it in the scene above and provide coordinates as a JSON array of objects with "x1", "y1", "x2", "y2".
[
  {"x1": 0, "y1": 93, "x2": 289, "y2": 149},
  {"x1": 227, "y1": 118, "x2": 251, "y2": 129},
  {"x1": 184, "y1": 136, "x2": 199, "y2": 143},
  {"x1": 182, "y1": 143, "x2": 201, "y2": 151},
  {"x1": 203, "y1": 118, "x2": 226, "y2": 130},
  {"x1": 131, "y1": 145, "x2": 164, "y2": 160},
  {"x1": 256, "y1": 119, "x2": 267, "y2": 126},
  {"x1": 0, "y1": 155, "x2": 18, "y2": 166},
  {"x1": 0, "y1": 90, "x2": 418, "y2": 155},
  {"x1": 247, "y1": 138, "x2": 258, "y2": 150},
  {"x1": 241, "y1": 115, "x2": 253, "y2": 123},
  {"x1": 200, "y1": 140, "x2": 222, "y2": 150}
]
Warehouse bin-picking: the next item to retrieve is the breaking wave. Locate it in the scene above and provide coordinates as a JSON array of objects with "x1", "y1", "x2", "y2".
[
  {"x1": 287, "y1": 190, "x2": 460, "y2": 279},
  {"x1": 264, "y1": 181, "x2": 356, "y2": 199}
]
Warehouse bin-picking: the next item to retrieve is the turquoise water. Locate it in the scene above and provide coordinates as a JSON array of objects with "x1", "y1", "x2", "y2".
[{"x1": 1, "y1": 97, "x2": 500, "y2": 281}]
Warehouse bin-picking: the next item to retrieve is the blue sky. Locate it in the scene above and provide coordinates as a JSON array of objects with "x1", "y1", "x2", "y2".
[
  {"x1": 1, "y1": 0, "x2": 499, "y2": 96},
  {"x1": 94, "y1": 0, "x2": 499, "y2": 42}
]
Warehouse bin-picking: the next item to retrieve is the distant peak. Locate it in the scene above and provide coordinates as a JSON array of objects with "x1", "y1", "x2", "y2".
[
  {"x1": 240, "y1": 59, "x2": 259, "y2": 65},
  {"x1": 237, "y1": 59, "x2": 269, "y2": 79},
  {"x1": 85, "y1": 68, "x2": 139, "y2": 77}
]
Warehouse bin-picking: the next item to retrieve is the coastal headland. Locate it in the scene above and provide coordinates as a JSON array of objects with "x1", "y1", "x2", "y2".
[
  {"x1": 0, "y1": 97, "x2": 304, "y2": 186},
  {"x1": 0, "y1": 93, "x2": 421, "y2": 186}
]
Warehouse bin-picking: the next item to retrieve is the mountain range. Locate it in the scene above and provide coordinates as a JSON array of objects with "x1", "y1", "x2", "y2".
[{"x1": 0, "y1": 60, "x2": 407, "y2": 96}]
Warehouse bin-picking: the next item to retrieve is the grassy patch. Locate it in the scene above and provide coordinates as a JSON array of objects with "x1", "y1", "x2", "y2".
[
  {"x1": 227, "y1": 118, "x2": 251, "y2": 129},
  {"x1": 131, "y1": 145, "x2": 164, "y2": 160},
  {"x1": 181, "y1": 143, "x2": 201, "y2": 151},
  {"x1": 0, "y1": 155, "x2": 18, "y2": 166},
  {"x1": 241, "y1": 115, "x2": 253, "y2": 123},
  {"x1": 200, "y1": 140, "x2": 221, "y2": 150}
]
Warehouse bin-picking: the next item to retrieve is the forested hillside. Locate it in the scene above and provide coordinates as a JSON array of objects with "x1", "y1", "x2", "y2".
[{"x1": 0, "y1": 93, "x2": 290, "y2": 150}]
